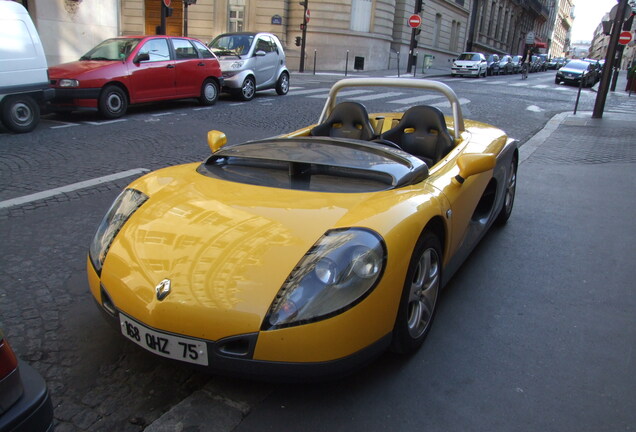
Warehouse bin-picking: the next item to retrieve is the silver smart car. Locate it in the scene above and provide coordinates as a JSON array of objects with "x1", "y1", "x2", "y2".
[{"x1": 209, "y1": 32, "x2": 289, "y2": 101}]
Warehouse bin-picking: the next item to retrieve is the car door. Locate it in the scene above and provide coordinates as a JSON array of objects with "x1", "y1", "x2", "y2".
[
  {"x1": 427, "y1": 149, "x2": 497, "y2": 267},
  {"x1": 171, "y1": 38, "x2": 205, "y2": 97},
  {"x1": 253, "y1": 36, "x2": 278, "y2": 87},
  {"x1": 128, "y1": 38, "x2": 175, "y2": 102}
]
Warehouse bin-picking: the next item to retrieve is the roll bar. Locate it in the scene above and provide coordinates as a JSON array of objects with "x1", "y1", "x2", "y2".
[{"x1": 318, "y1": 78, "x2": 465, "y2": 139}]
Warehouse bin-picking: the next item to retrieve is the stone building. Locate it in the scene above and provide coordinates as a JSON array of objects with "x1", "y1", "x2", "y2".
[
  {"x1": 13, "y1": 0, "x2": 564, "y2": 71},
  {"x1": 548, "y1": 0, "x2": 573, "y2": 58}
]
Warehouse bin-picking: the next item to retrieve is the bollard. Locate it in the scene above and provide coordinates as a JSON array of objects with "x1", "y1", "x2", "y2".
[
  {"x1": 573, "y1": 71, "x2": 586, "y2": 115},
  {"x1": 345, "y1": 50, "x2": 349, "y2": 77},
  {"x1": 397, "y1": 51, "x2": 400, "y2": 78},
  {"x1": 313, "y1": 50, "x2": 317, "y2": 75}
]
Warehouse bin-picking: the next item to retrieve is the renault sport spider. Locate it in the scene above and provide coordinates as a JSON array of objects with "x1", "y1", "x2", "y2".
[{"x1": 87, "y1": 78, "x2": 518, "y2": 379}]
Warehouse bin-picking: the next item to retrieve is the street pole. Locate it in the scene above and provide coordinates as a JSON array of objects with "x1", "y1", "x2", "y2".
[
  {"x1": 406, "y1": 1, "x2": 422, "y2": 74},
  {"x1": 593, "y1": 0, "x2": 629, "y2": 118},
  {"x1": 159, "y1": 3, "x2": 167, "y2": 35},
  {"x1": 299, "y1": 1, "x2": 309, "y2": 73}
]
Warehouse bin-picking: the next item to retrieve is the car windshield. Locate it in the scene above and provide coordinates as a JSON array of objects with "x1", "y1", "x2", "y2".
[
  {"x1": 209, "y1": 34, "x2": 254, "y2": 57},
  {"x1": 487, "y1": 55, "x2": 497, "y2": 62},
  {"x1": 80, "y1": 38, "x2": 141, "y2": 61},
  {"x1": 512, "y1": 56, "x2": 521, "y2": 62},
  {"x1": 198, "y1": 137, "x2": 428, "y2": 192},
  {"x1": 564, "y1": 60, "x2": 587, "y2": 71},
  {"x1": 458, "y1": 53, "x2": 481, "y2": 61}
]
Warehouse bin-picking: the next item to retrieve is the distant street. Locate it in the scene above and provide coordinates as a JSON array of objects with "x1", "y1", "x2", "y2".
[{"x1": 1, "y1": 69, "x2": 634, "y2": 432}]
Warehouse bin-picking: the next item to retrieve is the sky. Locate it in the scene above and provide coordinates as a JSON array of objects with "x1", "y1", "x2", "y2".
[{"x1": 570, "y1": 0, "x2": 623, "y2": 41}]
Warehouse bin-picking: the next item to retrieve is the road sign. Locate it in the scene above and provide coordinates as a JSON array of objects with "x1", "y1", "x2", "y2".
[
  {"x1": 408, "y1": 14, "x2": 422, "y2": 28},
  {"x1": 619, "y1": 31, "x2": 633, "y2": 45},
  {"x1": 305, "y1": 9, "x2": 310, "y2": 23},
  {"x1": 163, "y1": 0, "x2": 171, "y2": 7},
  {"x1": 525, "y1": 31, "x2": 535, "y2": 45}
]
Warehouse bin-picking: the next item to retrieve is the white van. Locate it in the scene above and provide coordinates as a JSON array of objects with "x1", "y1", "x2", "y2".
[{"x1": 0, "y1": 1, "x2": 54, "y2": 133}]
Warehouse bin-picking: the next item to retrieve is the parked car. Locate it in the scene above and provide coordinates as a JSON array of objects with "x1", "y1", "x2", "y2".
[
  {"x1": 451, "y1": 52, "x2": 487, "y2": 78},
  {"x1": 547, "y1": 57, "x2": 565, "y2": 70},
  {"x1": 582, "y1": 58, "x2": 602, "y2": 82},
  {"x1": 510, "y1": 55, "x2": 523, "y2": 73},
  {"x1": 486, "y1": 54, "x2": 501, "y2": 75},
  {"x1": 530, "y1": 55, "x2": 546, "y2": 72},
  {"x1": 498, "y1": 55, "x2": 514, "y2": 74},
  {"x1": 87, "y1": 78, "x2": 518, "y2": 379},
  {"x1": 208, "y1": 32, "x2": 289, "y2": 101},
  {"x1": 555, "y1": 59, "x2": 598, "y2": 87},
  {"x1": 0, "y1": 328, "x2": 54, "y2": 431},
  {"x1": 0, "y1": 1, "x2": 55, "y2": 133},
  {"x1": 48, "y1": 36, "x2": 223, "y2": 119}
]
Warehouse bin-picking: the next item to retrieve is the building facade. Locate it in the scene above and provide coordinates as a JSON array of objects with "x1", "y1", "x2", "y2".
[
  {"x1": 14, "y1": 0, "x2": 578, "y2": 71},
  {"x1": 548, "y1": 0, "x2": 573, "y2": 57}
]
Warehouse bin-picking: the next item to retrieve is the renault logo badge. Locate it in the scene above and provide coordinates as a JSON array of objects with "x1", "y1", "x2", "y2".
[{"x1": 156, "y1": 279, "x2": 171, "y2": 301}]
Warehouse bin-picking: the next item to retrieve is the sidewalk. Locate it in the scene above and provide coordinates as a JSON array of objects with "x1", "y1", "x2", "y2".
[{"x1": 145, "y1": 71, "x2": 636, "y2": 432}]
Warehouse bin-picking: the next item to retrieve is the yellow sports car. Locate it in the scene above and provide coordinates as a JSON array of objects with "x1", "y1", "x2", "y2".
[{"x1": 87, "y1": 78, "x2": 518, "y2": 378}]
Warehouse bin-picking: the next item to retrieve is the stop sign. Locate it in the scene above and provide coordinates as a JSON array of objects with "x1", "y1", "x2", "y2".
[
  {"x1": 408, "y1": 14, "x2": 422, "y2": 28},
  {"x1": 618, "y1": 31, "x2": 633, "y2": 45}
]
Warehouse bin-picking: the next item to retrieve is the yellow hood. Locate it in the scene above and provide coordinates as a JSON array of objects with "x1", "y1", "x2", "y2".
[{"x1": 100, "y1": 163, "x2": 391, "y2": 340}]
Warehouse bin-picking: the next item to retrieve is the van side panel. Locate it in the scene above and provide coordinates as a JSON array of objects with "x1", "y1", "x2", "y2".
[{"x1": 0, "y1": 2, "x2": 49, "y2": 98}]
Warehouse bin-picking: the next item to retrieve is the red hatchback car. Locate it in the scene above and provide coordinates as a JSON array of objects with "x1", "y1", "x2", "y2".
[{"x1": 49, "y1": 36, "x2": 223, "y2": 118}]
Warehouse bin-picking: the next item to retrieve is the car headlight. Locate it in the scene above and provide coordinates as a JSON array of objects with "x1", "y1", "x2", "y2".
[
  {"x1": 263, "y1": 228, "x2": 386, "y2": 330},
  {"x1": 89, "y1": 188, "x2": 148, "y2": 274},
  {"x1": 58, "y1": 79, "x2": 80, "y2": 87}
]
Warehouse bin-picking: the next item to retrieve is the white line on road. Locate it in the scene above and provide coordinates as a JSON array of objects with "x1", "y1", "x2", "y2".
[
  {"x1": 0, "y1": 168, "x2": 149, "y2": 209},
  {"x1": 388, "y1": 94, "x2": 442, "y2": 104},
  {"x1": 349, "y1": 92, "x2": 405, "y2": 101},
  {"x1": 290, "y1": 88, "x2": 330, "y2": 96},
  {"x1": 82, "y1": 119, "x2": 128, "y2": 126}
]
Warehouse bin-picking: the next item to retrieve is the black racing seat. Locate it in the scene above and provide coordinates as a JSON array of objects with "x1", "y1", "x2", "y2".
[
  {"x1": 309, "y1": 101, "x2": 376, "y2": 141},
  {"x1": 380, "y1": 105, "x2": 454, "y2": 167}
]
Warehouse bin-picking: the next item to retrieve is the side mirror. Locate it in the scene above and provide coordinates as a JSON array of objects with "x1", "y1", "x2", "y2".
[
  {"x1": 207, "y1": 130, "x2": 227, "y2": 153},
  {"x1": 135, "y1": 52, "x2": 150, "y2": 63},
  {"x1": 455, "y1": 153, "x2": 496, "y2": 184},
  {"x1": 254, "y1": 50, "x2": 266, "y2": 57}
]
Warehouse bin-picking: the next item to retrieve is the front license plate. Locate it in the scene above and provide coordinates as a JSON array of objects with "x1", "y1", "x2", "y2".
[{"x1": 119, "y1": 314, "x2": 209, "y2": 366}]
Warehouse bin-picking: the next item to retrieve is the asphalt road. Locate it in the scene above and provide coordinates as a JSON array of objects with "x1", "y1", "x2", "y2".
[{"x1": 1, "y1": 69, "x2": 633, "y2": 431}]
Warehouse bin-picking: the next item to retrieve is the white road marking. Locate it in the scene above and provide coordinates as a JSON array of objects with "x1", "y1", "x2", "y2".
[
  {"x1": 349, "y1": 92, "x2": 405, "y2": 101},
  {"x1": 308, "y1": 89, "x2": 373, "y2": 98},
  {"x1": 526, "y1": 105, "x2": 544, "y2": 112},
  {"x1": 82, "y1": 119, "x2": 128, "y2": 126},
  {"x1": 388, "y1": 94, "x2": 442, "y2": 104},
  {"x1": 290, "y1": 88, "x2": 330, "y2": 96},
  {"x1": 0, "y1": 168, "x2": 150, "y2": 209}
]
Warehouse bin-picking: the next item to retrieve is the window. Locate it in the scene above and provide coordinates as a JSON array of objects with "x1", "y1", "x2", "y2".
[
  {"x1": 172, "y1": 39, "x2": 198, "y2": 59},
  {"x1": 256, "y1": 37, "x2": 274, "y2": 53},
  {"x1": 433, "y1": 14, "x2": 442, "y2": 48},
  {"x1": 138, "y1": 39, "x2": 170, "y2": 62},
  {"x1": 228, "y1": 0, "x2": 245, "y2": 32},
  {"x1": 192, "y1": 40, "x2": 214, "y2": 58},
  {"x1": 350, "y1": 0, "x2": 372, "y2": 32}
]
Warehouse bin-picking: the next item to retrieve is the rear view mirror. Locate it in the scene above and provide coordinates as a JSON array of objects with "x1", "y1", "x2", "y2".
[
  {"x1": 455, "y1": 153, "x2": 496, "y2": 184},
  {"x1": 207, "y1": 130, "x2": 227, "y2": 153},
  {"x1": 135, "y1": 52, "x2": 150, "y2": 63}
]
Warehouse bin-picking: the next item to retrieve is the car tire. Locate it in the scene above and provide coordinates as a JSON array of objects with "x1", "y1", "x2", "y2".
[
  {"x1": 239, "y1": 76, "x2": 256, "y2": 101},
  {"x1": 275, "y1": 72, "x2": 289, "y2": 95},
  {"x1": 98, "y1": 85, "x2": 128, "y2": 119},
  {"x1": 1, "y1": 95, "x2": 39, "y2": 133},
  {"x1": 391, "y1": 231, "x2": 442, "y2": 354},
  {"x1": 495, "y1": 155, "x2": 518, "y2": 225},
  {"x1": 199, "y1": 79, "x2": 219, "y2": 106}
]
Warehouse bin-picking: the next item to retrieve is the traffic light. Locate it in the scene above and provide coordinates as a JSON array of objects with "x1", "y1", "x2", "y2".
[
  {"x1": 295, "y1": 36, "x2": 302, "y2": 46},
  {"x1": 166, "y1": 7, "x2": 173, "y2": 17},
  {"x1": 300, "y1": 23, "x2": 305, "y2": 31}
]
